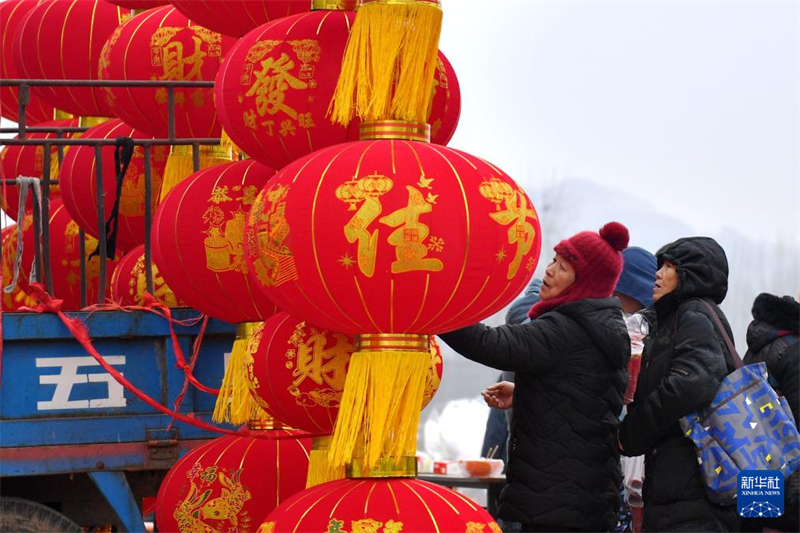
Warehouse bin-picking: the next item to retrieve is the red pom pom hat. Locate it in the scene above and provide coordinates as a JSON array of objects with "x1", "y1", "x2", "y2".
[{"x1": 529, "y1": 221, "x2": 629, "y2": 319}]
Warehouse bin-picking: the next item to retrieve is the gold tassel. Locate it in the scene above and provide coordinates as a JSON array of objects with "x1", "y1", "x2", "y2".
[
  {"x1": 328, "y1": 334, "x2": 430, "y2": 470},
  {"x1": 159, "y1": 144, "x2": 233, "y2": 202},
  {"x1": 213, "y1": 322, "x2": 263, "y2": 425},
  {"x1": 220, "y1": 127, "x2": 246, "y2": 160},
  {"x1": 306, "y1": 436, "x2": 346, "y2": 488},
  {"x1": 329, "y1": 0, "x2": 443, "y2": 127}
]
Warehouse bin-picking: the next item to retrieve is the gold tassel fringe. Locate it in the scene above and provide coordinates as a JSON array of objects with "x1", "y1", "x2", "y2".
[
  {"x1": 307, "y1": 436, "x2": 346, "y2": 488},
  {"x1": 329, "y1": 0, "x2": 443, "y2": 127},
  {"x1": 328, "y1": 348, "x2": 429, "y2": 469},
  {"x1": 159, "y1": 144, "x2": 233, "y2": 202},
  {"x1": 213, "y1": 322, "x2": 262, "y2": 425}
]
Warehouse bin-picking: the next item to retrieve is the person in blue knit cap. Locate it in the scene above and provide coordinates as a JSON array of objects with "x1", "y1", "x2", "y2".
[{"x1": 614, "y1": 247, "x2": 658, "y2": 314}]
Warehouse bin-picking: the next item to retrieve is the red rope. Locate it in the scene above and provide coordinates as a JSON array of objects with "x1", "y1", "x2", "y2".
[
  {"x1": 83, "y1": 298, "x2": 219, "y2": 395},
  {"x1": 168, "y1": 315, "x2": 210, "y2": 432}
]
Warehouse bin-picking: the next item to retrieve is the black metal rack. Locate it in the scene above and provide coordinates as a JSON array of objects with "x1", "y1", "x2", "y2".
[{"x1": 1, "y1": 78, "x2": 223, "y2": 307}]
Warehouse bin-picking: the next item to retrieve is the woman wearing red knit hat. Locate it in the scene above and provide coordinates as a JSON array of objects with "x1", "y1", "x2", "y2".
[{"x1": 440, "y1": 222, "x2": 632, "y2": 533}]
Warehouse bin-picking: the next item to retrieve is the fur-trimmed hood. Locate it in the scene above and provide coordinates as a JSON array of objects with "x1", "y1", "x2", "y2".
[{"x1": 752, "y1": 293, "x2": 799, "y2": 333}]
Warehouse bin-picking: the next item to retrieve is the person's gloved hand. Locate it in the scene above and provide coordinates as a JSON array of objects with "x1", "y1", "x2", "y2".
[{"x1": 482, "y1": 381, "x2": 515, "y2": 409}]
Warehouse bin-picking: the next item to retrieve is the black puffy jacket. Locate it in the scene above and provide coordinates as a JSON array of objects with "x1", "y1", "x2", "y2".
[
  {"x1": 439, "y1": 298, "x2": 629, "y2": 531},
  {"x1": 743, "y1": 293, "x2": 800, "y2": 424},
  {"x1": 619, "y1": 237, "x2": 739, "y2": 532}
]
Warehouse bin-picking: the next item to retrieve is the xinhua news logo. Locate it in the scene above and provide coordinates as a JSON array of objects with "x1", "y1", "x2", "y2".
[{"x1": 737, "y1": 470, "x2": 784, "y2": 519}]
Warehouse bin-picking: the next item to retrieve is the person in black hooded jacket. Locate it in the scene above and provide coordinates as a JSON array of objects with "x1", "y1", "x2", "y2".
[
  {"x1": 741, "y1": 293, "x2": 799, "y2": 533},
  {"x1": 618, "y1": 237, "x2": 739, "y2": 532},
  {"x1": 439, "y1": 222, "x2": 631, "y2": 532}
]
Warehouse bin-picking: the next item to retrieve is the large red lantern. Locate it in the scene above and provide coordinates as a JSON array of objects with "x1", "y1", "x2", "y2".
[
  {"x1": 249, "y1": 135, "x2": 541, "y2": 470},
  {"x1": 0, "y1": 0, "x2": 56, "y2": 124},
  {"x1": 110, "y1": 244, "x2": 185, "y2": 307},
  {"x1": 248, "y1": 312, "x2": 443, "y2": 434},
  {"x1": 16, "y1": 200, "x2": 121, "y2": 310},
  {"x1": 12, "y1": 0, "x2": 131, "y2": 118},
  {"x1": 171, "y1": 0, "x2": 312, "y2": 38},
  {"x1": 261, "y1": 478, "x2": 501, "y2": 533},
  {"x1": 59, "y1": 119, "x2": 168, "y2": 254},
  {"x1": 1, "y1": 118, "x2": 80, "y2": 222},
  {"x1": 216, "y1": 9, "x2": 461, "y2": 170},
  {"x1": 2, "y1": 223, "x2": 37, "y2": 311},
  {"x1": 156, "y1": 423, "x2": 312, "y2": 533},
  {"x1": 98, "y1": 6, "x2": 236, "y2": 139},
  {"x1": 106, "y1": 1, "x2": 169, "y2": 9},
  {"x1": 250, "y1": 140, "x2": 540, "y2": 335},
  {"x1": 152, "y1": 159, "x2": 278, "y2": 323}
]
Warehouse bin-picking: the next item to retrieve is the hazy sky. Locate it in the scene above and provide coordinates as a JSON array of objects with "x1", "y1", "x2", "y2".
[{"x1": 439, "y1": 0, "x2": 799, "y2": 245}]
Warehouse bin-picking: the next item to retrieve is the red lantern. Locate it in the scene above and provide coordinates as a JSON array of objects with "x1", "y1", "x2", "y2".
[
  {"x1": 12, "y1": 0, "x2": 131, "y2": 118},
  {"x1": 1, "y1": 118, "x2": 80, "y2": 222},
  {"x1": 248, "y1": 137, "x2": 540, "y2": 469},
  {"x1": 0, "y1": 0, "x2": 56, "y2": 124},
  {"x1": 249, "y1": 140, "x2": 541, "y2": 335},
  {"x1": 106, "y1": 1, "x2": 169, "y2": 9},
  {"x1": 2, "y1": 223, "x2": 37, "y2": 311},
  {"x1": 152, "y1": 159, "x2": 278, "y2": 323},
  {"x1": 98, "y1": 6, "x2": 236, "y2": 139},
  {"x1": 16, "y1": 200, "x2": 121, "y2": 310},
  {"x1": 261, "y1": 478, "x2": 501, "y2": 533},
  {"x1": 171, "y1": 0, "x2": 312, "y2": 38},
  {"x1": 59, "y1": 119, "x2": 168, "y2": 254},
  {"x1": 156, "y1": 424, "x2": 312, "y2": 533},
  {"x1": 248, "y1": 312, "x2": 443, "y2": 434},
  {"x1": 216, "y1": 9, "x2": 461, "y2": 170},
  {"x1": 110, "y1": 244, "x2": 185, "y2": 307}
]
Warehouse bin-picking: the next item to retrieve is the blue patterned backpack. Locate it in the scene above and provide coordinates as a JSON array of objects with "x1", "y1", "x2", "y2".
[{"x1": 679, "y1": 300, "x2": 800, "y2": 505}]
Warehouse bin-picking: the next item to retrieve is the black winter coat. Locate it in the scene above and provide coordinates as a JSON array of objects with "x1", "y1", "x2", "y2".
[
  {"x1": 619, "y1": 237, "x2": 739, "y2": 532},
  {"x1": 439, "y1": 298, "x2": 629, "y2": 531},
  {"x1": 743, "y1": 293, "x2": 800, "y2": 424}
]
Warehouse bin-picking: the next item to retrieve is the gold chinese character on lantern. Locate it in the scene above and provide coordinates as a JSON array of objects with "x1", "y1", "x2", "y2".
[
  {"x1": 335, "y1": 173, "x2": 394, "y2": 277},
  {"x1": 480, "y1": 178, "x2": 538, "y2": 279},
  {"x1": 245, "y1": 53, "x2": 308, "y2": 119},
  {"x1": 286, "y1": 323, "x2": 353, "y2": 409},
  {"x1": 379, "y1": 186, "x2": 443, "y2": 274}
]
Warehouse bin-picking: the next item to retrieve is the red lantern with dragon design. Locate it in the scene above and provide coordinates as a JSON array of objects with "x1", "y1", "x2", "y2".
[
  {"x1": 1, "y1": 118, "x2": 80, "y2": 222},
  {"x1": 248, "y1": 311, "x2": 443, "y2": 434},
  {"x1": 261, "y1": 477, "x2": 501, "y2": 533},
  {"x1": 16, "y1": 200, "x2": 121, "y2": 310},
  {"x1": 151, "y1": 159, "x2": 279, "y2": 322},
  {"x1": 171, "y1": 0, "x2": 313, "y2": 38},
  {"x1": 98, "y1": 5, "x2": 236, "y2": 139},
  {"x1": 155, "y1": 423, "x2": 312, "y2": 533},
  {"x1": 110, "y1": 244, "x2": 185, "y2": 308},
  {"x1": 2, "y1": 223, "x2": 37, "y2": 311},
  {"x1": 59, "y1": 119, "x2": 169, "y2": 254},
  {"x1": 215, "y1": 8, "x2": 461, "y2": 170},
  {"x1": 0, "y1": 0, "x2": 56, "y2": 124},
  {"x1": 12, "y1": 0, "x2": 131, "y2": 118}
]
